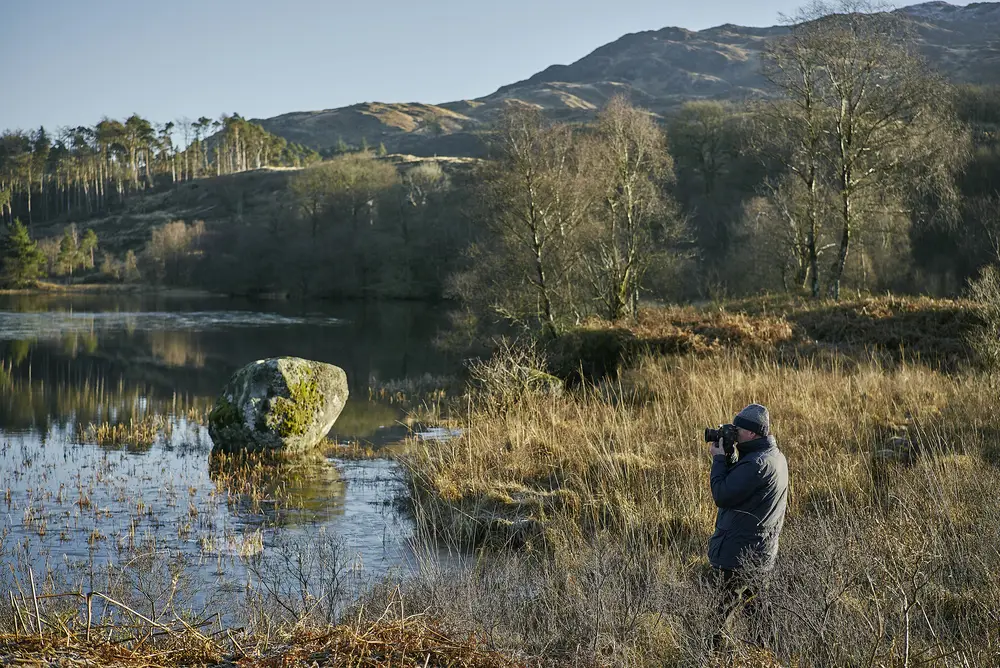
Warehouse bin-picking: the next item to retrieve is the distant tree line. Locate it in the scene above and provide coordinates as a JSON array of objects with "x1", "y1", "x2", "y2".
[
  {"x1": 0, "y1": 113, "x2": 319, "y2": 225},
  {"x1": 3, "y1": 0, "x2": 999, "y2": 311},
  {"x1": 198, "y1": 153, "x2": 475, "y2": 300},
  {"x1": 665, "y1": 2, "x2": 998, "y2": 302}
]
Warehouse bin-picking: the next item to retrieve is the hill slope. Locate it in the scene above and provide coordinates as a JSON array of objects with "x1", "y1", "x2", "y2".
[{"x1": 255, "y1": 2, "x2": 1000, "y2": 158}]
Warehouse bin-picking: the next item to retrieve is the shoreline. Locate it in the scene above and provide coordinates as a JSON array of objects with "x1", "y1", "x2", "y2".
[{"x1": 0, "y1": 282, "x2": 222, "y2": 298}]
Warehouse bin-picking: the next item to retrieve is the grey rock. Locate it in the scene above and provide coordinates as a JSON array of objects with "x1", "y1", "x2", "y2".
[{"x1": 208, "y1": 357, "x2": 348, "y2": 454}]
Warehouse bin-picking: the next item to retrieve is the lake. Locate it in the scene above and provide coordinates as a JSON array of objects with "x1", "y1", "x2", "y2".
[{"x1": 0, "y1": 293, "x2": 459, "y2": 622}]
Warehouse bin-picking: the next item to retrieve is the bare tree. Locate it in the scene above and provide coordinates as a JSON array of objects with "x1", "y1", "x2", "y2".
[
  {"x1": 759, "y1": 11, "x2": 834, "y2": 297},
  {"x1": 587, "y1": 96, "x2": 678, "y2": 320},
  {"x1": 458, "y1": 105, "x2": 593, "y2": 336},
  {"x1": 760, "y1": 0, "x2": 968, "y2": 299}
]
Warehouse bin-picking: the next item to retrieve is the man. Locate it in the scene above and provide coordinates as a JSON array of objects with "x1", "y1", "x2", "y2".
[{"x1": 708, "y1": 403, "x2": 788, "y2": 648}]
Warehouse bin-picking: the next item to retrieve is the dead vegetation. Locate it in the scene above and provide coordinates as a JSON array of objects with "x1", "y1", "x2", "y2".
[
  {"x1": 401, "y1": 299, "x2": 1000, "y2": 665},
  {"x1": 548, "y1": 296, "x2": 982, "y2": 383},
  {"x1": 0, "y1": 605, "x2": 520, "y2": 667}
]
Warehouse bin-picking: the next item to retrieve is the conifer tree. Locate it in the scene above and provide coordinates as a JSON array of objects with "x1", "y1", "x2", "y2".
[{"x1": 0, "y1": 218, "x2": 46, "y2": 287}]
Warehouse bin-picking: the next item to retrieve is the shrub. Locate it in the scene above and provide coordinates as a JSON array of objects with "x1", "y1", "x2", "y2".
[{"x1": 967, "y1": 264, "x2": 1000, "y2": 367}]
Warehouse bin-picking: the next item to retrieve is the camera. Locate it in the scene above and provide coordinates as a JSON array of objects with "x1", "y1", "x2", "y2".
[{"x1": 704, "y1": 423, "x2": 739, "y2": 456}]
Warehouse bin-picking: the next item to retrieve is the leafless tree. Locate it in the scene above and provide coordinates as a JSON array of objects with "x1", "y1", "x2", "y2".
[
  {"x1": 461, "y1": 105, "x2": 593, "y2": 336},
  {"x1": 587, "y1": 96, "x2": 679, "y2": 320},
  {"x1": 760, "y1": 0, "x2": 968, "y2": 299},
  {"x1": 759, "y1": 9, "x2": 835, "y2": 297}
]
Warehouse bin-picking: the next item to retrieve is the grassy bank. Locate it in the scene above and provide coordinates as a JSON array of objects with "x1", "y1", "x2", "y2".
[
  {"x1": 401, "y1": 299, "x2": 1000, "y2": 666},
  {"x1": 546, "y1": 296, "x2": 982, "y2": 383},
  {"x1": 0, "y1": 280, "x2": 219, "y2": 297}
]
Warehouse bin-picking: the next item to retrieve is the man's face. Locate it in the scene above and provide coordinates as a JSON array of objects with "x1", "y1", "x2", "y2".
[{"x1": 736, "y1": 427, "x2": 757, "y2": 444}]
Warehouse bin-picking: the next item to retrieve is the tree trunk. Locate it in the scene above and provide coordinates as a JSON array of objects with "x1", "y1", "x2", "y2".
[
  {"x1": 831, "y1": 185, "x2": 852, "y2": 301},
  {"x1": 533, "y1": 237, "x2": 557, "y2": 338},
  {"x1": 807, "y1": 173, "x2": 820, "y2": 299}
]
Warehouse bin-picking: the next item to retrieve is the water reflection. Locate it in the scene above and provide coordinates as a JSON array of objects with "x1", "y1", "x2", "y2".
[
  {"x1": 208, "y1": 450, "x2": 347, "y2": 526},
  {"x1": 0, "y1": 295, "x2": 456, "y2": 400},
  {"x1": 0, "y1": 294, "x2": 458, "y2": 605}
]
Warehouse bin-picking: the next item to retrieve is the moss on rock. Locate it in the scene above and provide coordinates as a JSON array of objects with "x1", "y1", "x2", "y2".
[
  {"x1": 267, "y1": 375, "x2": 323, "y2": 438},
  {"x1": 208, "y1": 396, "x2": 241, "y2": 430}
]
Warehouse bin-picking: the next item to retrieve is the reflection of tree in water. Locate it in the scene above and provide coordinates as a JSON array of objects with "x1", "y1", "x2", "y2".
[
  {"x1": 60, "y1": 331, "x2": 99, "y2": 357},
  {"x1": 328, "y1": 400, "x2": 400, "y2": 440},
  {"x1": 9, "y1": 339, "x2": 32, "y2": 365},
  {"x1": 0, "y1": 368, "x2": 212, "y2": 437},
  {"x1": 0, "y1": 296, "x2": 460, "y2": 452},
  {"x1": 208, "y1": 450, "x2": 346, "y2": 527},
  {"x1": 148, "y1": 330, "x2": 206, "y2": 368},
  {"x1": 0, "y1": 297, "x2": 459, "y2": 395}
]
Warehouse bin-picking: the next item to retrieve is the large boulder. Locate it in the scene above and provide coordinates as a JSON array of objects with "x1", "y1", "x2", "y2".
[{"x1": 208, "y1": 357, "x2": 348, "y2": 454}]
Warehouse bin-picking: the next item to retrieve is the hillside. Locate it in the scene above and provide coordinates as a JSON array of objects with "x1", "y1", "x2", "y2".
[
  {"x1": 24, "y1": 154, "x2": 478, "y2": 257},
  {"x1": 255, "y1": 1, "x2": 1000, "y2": 157}
]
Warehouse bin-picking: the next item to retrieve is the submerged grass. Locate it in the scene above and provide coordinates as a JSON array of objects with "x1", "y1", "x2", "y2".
[{"x1": 77, "y1": 415, "x2": 171, "y2": 447}]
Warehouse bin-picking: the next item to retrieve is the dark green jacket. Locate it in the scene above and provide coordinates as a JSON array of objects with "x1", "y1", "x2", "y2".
[{"x1": 708, "y1": 435, "x2": 788, "y2": 572}]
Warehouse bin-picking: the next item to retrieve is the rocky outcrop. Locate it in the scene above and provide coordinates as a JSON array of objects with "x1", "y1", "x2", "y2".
[{"x1": 208, "y1": 357, "x2": 348, "y2": 454}]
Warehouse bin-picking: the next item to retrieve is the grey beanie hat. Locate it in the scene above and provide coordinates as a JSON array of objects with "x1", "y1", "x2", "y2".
[{"x1": 734, "y1": 403, "x2": 770, "y2": 436}]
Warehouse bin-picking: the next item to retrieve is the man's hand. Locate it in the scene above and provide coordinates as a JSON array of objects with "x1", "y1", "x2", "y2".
[{"x1": 709, "y1": 438, "x2": 726, "y2": 457}]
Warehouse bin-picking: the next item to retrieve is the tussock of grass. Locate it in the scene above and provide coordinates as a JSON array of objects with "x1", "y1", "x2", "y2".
[
  {"x1": 550, "y1": 297, "x2": 982, "y2": 383},
  {"x1": 77, "y1": 415, "x2": 170, "y2": 447}
]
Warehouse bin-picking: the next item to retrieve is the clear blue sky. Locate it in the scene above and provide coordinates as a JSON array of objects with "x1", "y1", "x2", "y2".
[{"x1": 1, "y1": 0, "x2": 968, "y2": 134}]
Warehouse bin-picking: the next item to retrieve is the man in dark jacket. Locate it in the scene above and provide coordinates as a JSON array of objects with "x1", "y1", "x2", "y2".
[{"x1": 708, "y1": 403, "x2": 788, "y2": 648}]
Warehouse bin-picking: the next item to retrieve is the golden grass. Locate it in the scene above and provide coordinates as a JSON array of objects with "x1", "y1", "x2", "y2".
[
  {"x1": 403, "y1": 344, "x2": 1000, "y2": 664},
  {"x1": 76, "y1": 415, "x2": 170, "y2": 447},
  {"x1": 0, "y1": 617, "x2": 520, "y2": 667},
  {"x1": 408, "y1": 352, "x2": 999, "y2": 539},
  {"x1": 551, "y1": 297, "x2": 982, "y2": 383}
]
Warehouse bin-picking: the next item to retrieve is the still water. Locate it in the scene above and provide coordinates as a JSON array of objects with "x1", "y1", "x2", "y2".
[{"x1": 0, "y1": 293, "x2": 458, "y2": 615}]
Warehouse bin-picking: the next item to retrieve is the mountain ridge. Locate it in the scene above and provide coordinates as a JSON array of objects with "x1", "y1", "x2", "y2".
[{"x1": 255, "y1": 2, "x2": 1000, "y2": 157}]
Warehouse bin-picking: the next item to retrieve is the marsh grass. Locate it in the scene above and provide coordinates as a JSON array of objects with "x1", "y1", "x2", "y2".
[
  {"x1": 77, "y1": 415, "x2": 171, "y2": 448},
  {"x1": 403, "y1": 345, "x2": 1000, "y2": 665},
  {"x1": 0, "y1": 583, "x2": 519, "y2": 667}
]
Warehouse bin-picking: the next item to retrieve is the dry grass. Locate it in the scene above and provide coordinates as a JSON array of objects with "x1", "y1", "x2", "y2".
[
  {"x1": 549, "y1": 297, "x2": 983, "y2": 383},
  {"x1": 403, "y1": 342, "x2": 1000, "y2": 665},
  {"x1": 77, "y1": 415, "x2": 171, "y2": 447},
  {"x1": 0, "y1": 614, "x2": 520, "y2": 667}
]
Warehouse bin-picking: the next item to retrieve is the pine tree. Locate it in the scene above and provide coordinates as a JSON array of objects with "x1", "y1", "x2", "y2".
[{"x1": 0, "y1": 218, "x2": 46, "y2": 287}]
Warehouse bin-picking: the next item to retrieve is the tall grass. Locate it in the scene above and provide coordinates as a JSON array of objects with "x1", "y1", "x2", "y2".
[{"x1": 402, "y1": 350, "x2": 1000, "y2": 666}]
